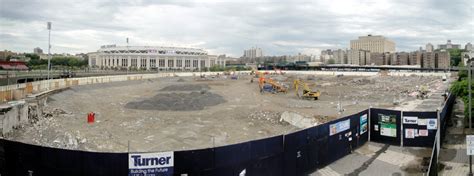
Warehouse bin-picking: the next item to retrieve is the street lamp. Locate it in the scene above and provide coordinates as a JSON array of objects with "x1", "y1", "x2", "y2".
[{"x1": 468, "y1": 57, "x2": 474, "y2": 176}]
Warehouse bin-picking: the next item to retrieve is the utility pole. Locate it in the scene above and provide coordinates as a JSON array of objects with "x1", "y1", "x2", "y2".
[
  {"x1": 470, "y1": 60, "x2": 473, "y2": 176},
  {"x1": 47, "y1": 22, "x2": 52, "y2": 89}
]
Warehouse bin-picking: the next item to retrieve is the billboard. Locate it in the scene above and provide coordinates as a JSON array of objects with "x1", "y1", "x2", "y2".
[{"x1": 129, "y1": 151, "x2": 174, "y2": 176}]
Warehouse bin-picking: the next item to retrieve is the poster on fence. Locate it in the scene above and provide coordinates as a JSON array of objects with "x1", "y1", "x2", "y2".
[
  {"x1": 427, "y1": 119, "x2": 437, "y2": 130},
  {"x1": 405, "y1": 128, "x2": 415, "y2": 139},
  {"x1": 330, "y1": 119, "x2": 351, "y2": 136},
  {"x1": 419, "y1": 129, "x2": 428, "y2": 136},
  {"x1": 129, "y1": 151, "x2": 174, "y2": 176},
  {"x1": 418, "y1": 119, "x2": 427, "y2": 126},
  {"x1": 378, "y1": 114, "x2": 397, "y2": 137},
  {"x1": 360, "y1": 114, "x2": 368, "y2": 135}
]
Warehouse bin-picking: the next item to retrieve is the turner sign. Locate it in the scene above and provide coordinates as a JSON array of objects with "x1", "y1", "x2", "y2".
[
  {"x1": 403, "y1": 116, "x2": 418, "y2": 124},
  {"x1": 129, "y1": 151, "x2": 173, "y2": 176}
]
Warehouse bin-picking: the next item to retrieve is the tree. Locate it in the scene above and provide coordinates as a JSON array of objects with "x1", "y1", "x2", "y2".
[
  {"x1": 327, "y1": 58, "x2": 335, "y2": 64},
  {"x1": 447, "y1": 48, "x2": 466, "y2": 66},
  {"x1": 25, "y1": 54, "x2": 40, "y2": 60}
]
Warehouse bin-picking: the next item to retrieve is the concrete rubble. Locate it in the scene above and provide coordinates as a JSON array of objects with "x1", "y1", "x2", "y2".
[{"x1": 280, "y1": 111, "x2": 318, "y2": 129}]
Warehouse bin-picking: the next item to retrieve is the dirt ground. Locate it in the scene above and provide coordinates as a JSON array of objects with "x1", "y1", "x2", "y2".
[{"x1": 9, "y1": 73, "x2": 450, "y2": 152}]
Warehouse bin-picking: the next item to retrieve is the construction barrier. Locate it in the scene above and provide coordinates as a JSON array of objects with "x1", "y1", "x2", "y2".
[{"x1": 0, "y1": 74, "x2": 456, "y2": 176}]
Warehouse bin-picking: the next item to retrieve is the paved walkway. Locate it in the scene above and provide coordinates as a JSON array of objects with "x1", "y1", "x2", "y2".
[
  {"x1": 439, "y1": 99, "x2": 470, "y2": 175},
  {"x1": 311, "y1": 142, "x2": 431, "y2": 176}
]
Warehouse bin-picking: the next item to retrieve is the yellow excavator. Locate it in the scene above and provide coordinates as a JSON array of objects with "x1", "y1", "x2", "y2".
[{"x1": 293, "y1": 79, "x2": 321, "y2": 100}]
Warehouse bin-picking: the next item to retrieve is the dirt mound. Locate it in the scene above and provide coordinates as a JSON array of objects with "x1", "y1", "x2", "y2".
[
  {"x1": 125, "y1": 91, "x2": 226, "y2": 111},
  {"x1": 160, "y1": 84, "x2": 210, "y2": 91}
]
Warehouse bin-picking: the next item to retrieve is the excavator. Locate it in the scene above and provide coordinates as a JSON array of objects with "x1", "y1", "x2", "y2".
[
  {"x1": 258, "y1": 75, "x2": 288, "y2": 93},
  {"x1": 293, "y1": 79, "x2": 321, "y2": 100},
  {"x1": 265, "y1": 78, "x2": 288, "y2": 93}
]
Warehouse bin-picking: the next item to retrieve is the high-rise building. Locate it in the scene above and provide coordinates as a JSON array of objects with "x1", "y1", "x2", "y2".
[
  {"x1": 243, "y1": 47, "x2": 263, "y2": 59},
  {"x1": 333, "y1": 49, "x2": 347, "y2": 64},
  {"x1": 421, "y1": 51, "x2": 450, "y2": 69},
  {"x1": 350, "y1": 35, "x2": 396, "y2": 53},
  {"x1": 466, "y1": 42, "x2": 473, "y2": 51},
  {"x1": 33, "y1": 47, "x2": 43, "y2": 54},
  {"x1": 348, "y1": 49, "x2": 370, "y2": 65},
  {"x1": 426, "y1": 43, "x2": 434, "y2": 52},
  {"x1": 437, "y1": 40, "x2": 461, "y2": 50}
]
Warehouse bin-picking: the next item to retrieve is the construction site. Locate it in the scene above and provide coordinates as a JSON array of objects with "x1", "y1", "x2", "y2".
[{"x1": 5, "y1": 71, "x2": 451, "y2": 153}]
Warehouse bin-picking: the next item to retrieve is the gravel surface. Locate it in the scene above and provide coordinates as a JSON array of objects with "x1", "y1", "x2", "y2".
[{"x1": 125, "y1": 91, "x2": 226, "y2": 111}]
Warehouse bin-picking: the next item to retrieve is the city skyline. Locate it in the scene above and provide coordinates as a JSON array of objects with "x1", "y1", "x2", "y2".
[{"x1": 0, "y1": 0, "x2": 473, "y2": 57}]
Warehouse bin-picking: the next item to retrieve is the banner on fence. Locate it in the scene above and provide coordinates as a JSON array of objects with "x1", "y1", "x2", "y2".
[
  {"x1": 129, "y1": 151, "x2": 174, "y2": 176},
  {"x1": 329, "y1": 119, "x2": 350, "y2": 136},
  {"x1": 360, "y1": 114, "x2": 368, "y2": 135}
]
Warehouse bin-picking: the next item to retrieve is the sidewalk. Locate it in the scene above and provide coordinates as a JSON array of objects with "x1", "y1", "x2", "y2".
[
  {"x1": 439, "y1": 99, "x2": 470, "y2": 175},
  {"x1": 311, "y1": 142, "x2": 431, "y2": 176}
]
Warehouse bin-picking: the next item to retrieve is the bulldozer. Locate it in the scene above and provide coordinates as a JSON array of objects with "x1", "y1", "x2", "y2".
[{"x1": 293, "y1": 79, "x2": 321, "y2": 100}]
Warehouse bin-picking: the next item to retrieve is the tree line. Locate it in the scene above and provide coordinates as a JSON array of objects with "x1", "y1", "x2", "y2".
[{"x1": 25, "y1": 54, "x2": 88, "y2": 70}]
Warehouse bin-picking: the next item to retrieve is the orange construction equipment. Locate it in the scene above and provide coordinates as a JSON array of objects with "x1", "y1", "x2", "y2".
[{"x1": 264, "y1": 78, "x2": 288, "y2": 93}]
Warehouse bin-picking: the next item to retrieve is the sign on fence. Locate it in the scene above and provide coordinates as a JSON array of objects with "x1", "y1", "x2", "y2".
[
  {"x1": 403, "y1": 116, "x2": 418, "y2": 124},
  {"x1": 427, "y1": 119, "x2": 437, "y2": 130},
  {"x1": 129, "y1": 151, "x2": 174, "y2": 176},
  {"x1": 467, "y1": 135, "x2": 474, "y2": 155},
  {"x1": 378, "y1": 114, "x2": 397, "y2": 137},
  {"x1": 329, "y1": 119, "x2": 350, "y2": 136},
  {"x1": 360, "y1": 114, "x2": 368, "y2": 135}
]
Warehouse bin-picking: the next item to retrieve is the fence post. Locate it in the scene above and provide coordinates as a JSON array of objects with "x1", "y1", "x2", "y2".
[
  {"x1": 436, "y1": 109, "x2": 440, "y2": 159},
  {"x1": 368, "y1": 108, "x2": 371, "y2": 142},
  {"x1": 400, "y1": 110, "x2": 404, "y2": 147}
]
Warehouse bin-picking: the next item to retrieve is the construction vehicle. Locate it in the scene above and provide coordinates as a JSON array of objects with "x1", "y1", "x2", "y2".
[
  {"x1": 265, "y1": 78, "x2": 288, "y2": 93},
  {"x1": 293, "y1": 79, "x2": 321, "y2": 100}
]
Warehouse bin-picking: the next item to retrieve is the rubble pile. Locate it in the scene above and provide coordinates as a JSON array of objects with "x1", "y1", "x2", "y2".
[{"x1": 247, "y1": 110, "x2": 282, "y2": 124}]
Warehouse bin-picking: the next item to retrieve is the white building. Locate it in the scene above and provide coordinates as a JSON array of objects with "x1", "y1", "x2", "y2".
[
  {"x1": 438, "y1": 40, "x2": 461, "y2": 50},
  {"x1": 426, "y1": 43, "x2": 434, "y2": 52},
  {"x1": 350, "y1": 35, "x2": 396, "y2": 53},
  {"x1": 466, "y1": 42, "x2": 473, "y2": 51},
  {"x1": 243, "y1": 47, "x2": 263, "y2": 59},
  {"x1": 88, "y1": 45, "x2": 225, "y2": 70}
]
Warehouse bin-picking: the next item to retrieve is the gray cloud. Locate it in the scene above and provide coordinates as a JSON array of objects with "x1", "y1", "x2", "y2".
[{"x1": 0, "y1": 0, "x2": 472, "y2": 57}]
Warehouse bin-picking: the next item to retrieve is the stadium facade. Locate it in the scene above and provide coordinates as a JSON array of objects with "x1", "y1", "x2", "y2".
[{"x1": 88, "y1": 45, "x2": 225, "y2": 70}]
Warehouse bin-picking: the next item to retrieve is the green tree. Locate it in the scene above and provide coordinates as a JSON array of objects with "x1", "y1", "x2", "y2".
[
  {"x1": 327, "y1": 58, "x2": 335, "y2": 64},
  {"x1": 447, "y1": 48, "x2": 466, "y2": 66}
]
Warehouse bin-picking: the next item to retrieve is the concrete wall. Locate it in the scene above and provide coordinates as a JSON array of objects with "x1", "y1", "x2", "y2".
[{"x1": 0, "y1": 101, "x2": 28, "y2": 136}]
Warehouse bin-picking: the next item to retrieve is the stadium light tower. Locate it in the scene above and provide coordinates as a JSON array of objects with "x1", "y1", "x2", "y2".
[{"x1": 47, "y1": 22, "x2": 52, "y2": 83}]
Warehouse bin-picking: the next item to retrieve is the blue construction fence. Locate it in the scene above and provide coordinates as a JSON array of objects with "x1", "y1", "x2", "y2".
[{"x1": 0, "y1": 94, "x2": 456, "y2": 176}]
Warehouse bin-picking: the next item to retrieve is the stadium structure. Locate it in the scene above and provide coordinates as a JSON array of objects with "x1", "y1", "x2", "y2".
[{"x1": 88, "y1": 45, "x2": 225, "y2": 70}]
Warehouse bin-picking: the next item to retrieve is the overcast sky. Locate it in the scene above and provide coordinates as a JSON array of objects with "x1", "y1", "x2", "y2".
[{"x1": 0, "y1": 0, "x2": 473, "y2": 57}]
